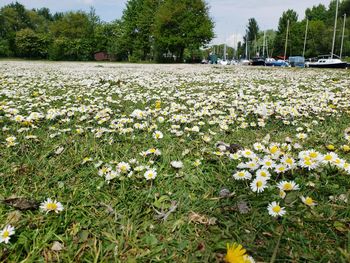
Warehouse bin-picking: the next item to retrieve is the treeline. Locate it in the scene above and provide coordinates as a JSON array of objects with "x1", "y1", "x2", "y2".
[
  {"x1": 0, "y1": 0, "x2": 214, "y2": 62},
  {"x1": 238, "y1": 0, "x2": 350, "y2": 59}
]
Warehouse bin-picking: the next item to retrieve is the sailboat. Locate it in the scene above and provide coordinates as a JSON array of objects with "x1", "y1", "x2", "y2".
[
  {"x1": 252, "y1": 32, "x2": 266, "y2": 66},
  {"x1": 240, "y1": 37, "x2": 250, "y2": 65},
  {"x1": 220, "y1": 43, "x2": 228, "y2": 65},
  {"x1": 307, "y1": 0, "x2": 347, "y2": 69}
]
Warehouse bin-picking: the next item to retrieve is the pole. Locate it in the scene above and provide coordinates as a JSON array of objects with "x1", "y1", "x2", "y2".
[
  {"x1": 340, "y1": 13, "x2": 346, "y2": 59},
  {"x1": 284, "y1": 20, "x2": 289, "y2": 60},
  {"x1": 331, "y1": 0, "x2": 339, "y2": 59},
  {"x1": 303, "y1": 19, "x2": 309, "y2": 57},
  {"x1": 263, "y1": 31, "x2": 266, "y2": 57}
]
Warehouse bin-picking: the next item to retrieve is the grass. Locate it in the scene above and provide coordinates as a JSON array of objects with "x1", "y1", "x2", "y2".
[{"x1": 0, "y1": 62, "x2": 350, "y2": 262}]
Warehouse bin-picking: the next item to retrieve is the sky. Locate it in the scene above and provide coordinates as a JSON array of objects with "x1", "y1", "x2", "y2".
[{"x1": 0, "y1": 0, "x2": 332, "y2": 47}]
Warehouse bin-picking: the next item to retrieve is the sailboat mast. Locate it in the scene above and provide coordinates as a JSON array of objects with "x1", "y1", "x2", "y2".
[
  {"x1": 263, "y1": 31, "x2": 266, "y2": 57},
  {"x1": 331, "y1": 0, "x2": 339, "y2": 59},
  {"x1": 303, "y1": 19, "x2": 309, "y2": 57},
  {"x1": 340, "y1": 13, "x2": 346, "y2": 59},
  {"x1": 224, "y1": 43, "x2": 227, "y2": 60},
  {"x1": 284, "y1": 20, "x2": 290, "y2": 60}
]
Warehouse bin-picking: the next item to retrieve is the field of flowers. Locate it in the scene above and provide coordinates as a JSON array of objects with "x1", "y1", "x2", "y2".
[{"x1": 0, "y1": 61, "x2": 350, "y2": 262}]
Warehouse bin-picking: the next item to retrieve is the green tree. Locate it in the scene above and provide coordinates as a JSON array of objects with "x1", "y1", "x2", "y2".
[
  {"x1": 274, "y1": 9, "x2": 298, "y2": 57},
  {"x1": 15, "y1": 28, "x2": 49, "y2": 58},
  {"x1": 153, "y1": 0, "x2": 214, "y2": 62},
  {"x1": 305, "y1": 4, "x2": 328, "y2": 21}
]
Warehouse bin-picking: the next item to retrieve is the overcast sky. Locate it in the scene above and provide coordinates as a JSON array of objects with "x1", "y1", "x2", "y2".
[{"x1": 0, "y1": 0, "x2": 332, "y2": 46}]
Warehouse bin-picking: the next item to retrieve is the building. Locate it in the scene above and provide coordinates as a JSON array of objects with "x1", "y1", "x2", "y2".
[{"x1": 94, "y1": 51, "x2": 109, "y2": 61}]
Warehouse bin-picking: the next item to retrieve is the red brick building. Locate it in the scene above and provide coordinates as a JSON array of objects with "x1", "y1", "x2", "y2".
[{"x1": 94, "y1": 51, "x2": 109, "y2": 61}]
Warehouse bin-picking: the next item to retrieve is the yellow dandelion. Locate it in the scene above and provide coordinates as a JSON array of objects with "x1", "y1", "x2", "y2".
[{"x1": 225, "y1": 243, "x2": 249, "y2": 263}]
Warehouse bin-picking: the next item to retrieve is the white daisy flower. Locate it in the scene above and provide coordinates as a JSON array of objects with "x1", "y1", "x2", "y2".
[
  {"x1": 144, "y1": 169, "x2": 157, "y2": 180},
  {"x1": 277, "y1": 180, "x2": 300, "y2": 191},
  {"x1": 250, "y1": 177, "x2": 267, "y2": 193},
  {"x1": 267, "y1": 201, "x2": 286, "y2": 217},
  {"x1": 40, "y1": 198, "x2": 64, "y2": 213},
  {"x1": 0, "y1": 225, "x2": 15, "y2": 244},
  {"x1": 233, "y1": 170, "x2": 252, "y2": 180}
]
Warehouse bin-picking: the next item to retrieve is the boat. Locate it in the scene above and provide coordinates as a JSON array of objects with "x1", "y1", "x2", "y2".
[
  {"x1": 307, "y1": 56, "x2": 347, "y2": 68},
  {"x1": 306, "y1": 0, "x2": 347, "y2": 69},
  {"x1": 251, "y1": 57, "x2": 265, "y2": 66}
]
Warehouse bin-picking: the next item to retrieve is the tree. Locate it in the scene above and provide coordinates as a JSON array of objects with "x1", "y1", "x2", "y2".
[
  {"x1": 153, "y1": 0, "x2": 214, "y2": 62},
  {"x1": 244, "y1": 18, "x2": 259, "y2": 57},
  {"x1": 15, "y1": 28, "x2": 49, "y2": 58},
  {"x1": 305, "y1": 4, "x2": 327, "y2": 21},
  {"x1": 274, "y1": 9, "x2": 298, "y2": 56}
]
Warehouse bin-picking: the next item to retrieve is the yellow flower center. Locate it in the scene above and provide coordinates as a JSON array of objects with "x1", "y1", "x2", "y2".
[
  {"x1": 309, "y1": 152, "x2": 318, "y2": 158},
  {"x1": 260, "y1": 172, "x2": 267, "y2": 177},
  {"x1": 256, "y1": 181, "x2": 263, "y2": 187},
  {"x1": 47, "y1": 203, "x2": 58, "y2": 211},
  {"x1": 305, "y1": 197, "x2": 314, "y2": 205},
  {"x1": 270, "y1": 146, "x2": 279, "y2": 154},
  {"x1": 2, "y1": 230, "x2": 9, "y2": 238},
  {"x1": 284, "y1": 183, "x2": 293, "y2": 190},
  {"x1": 286, "y1": 158, "x2": 293, "y2": 165},
  {"x1": 272, "y1": 205, "x2": 281, "y2": 213},
  {"x1": 325, "y1": 155, "x2": 332, "y2": 161},
  {"x1": 147, "y1": 173, "x2": 154, "y2": 178},
  {"x1": 265, "y1": 161, "x2": 271, "y2": 166},
  {"x1": 238, "y1": 172, "x2": 245, "y2": 177},
  {"x1": 304, "y1": 160, "x2": 312, "y2": 166}
]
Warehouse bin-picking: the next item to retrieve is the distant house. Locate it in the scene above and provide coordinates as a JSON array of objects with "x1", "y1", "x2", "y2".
[{"x1": 94, "y1": 51, "x2": 109, "y2": 61}]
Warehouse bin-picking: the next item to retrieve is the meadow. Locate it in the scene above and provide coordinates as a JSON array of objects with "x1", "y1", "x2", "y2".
[{"x1": 0, "y1": 61, "x2": 349, "y2": 262}]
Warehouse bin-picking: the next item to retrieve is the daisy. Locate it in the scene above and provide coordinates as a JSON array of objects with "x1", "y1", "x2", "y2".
[
  {"x1": 40, "y1": 198, "x2": 64, "y2": 213},
  {"x1": 279, "y1": 190, "x2": 286, "y2": 199},
  {"x1": 267, "y1": 144, "x2": 281, "y2": 156},
  {"x1": 260, "y1": 157, "x2": 275, "y2": 170},
  {"x1": 255, "y1": 169, "x2": 271, "y2": 180},
  {"x1": 298, "y1": 157, "x2": 319, "y2": 170},
  {"x1": 250, "y1": 177, "x2": 267, "y2": 193},
  {"x1": 246, "y1": 160, "x2": 260, "y2": 171},
  {"x1": 267, "y1": 201, "x2": 286, "y2": 217},
  {"x1": 322, "y1": 152, "x2": 338, "y2": 164},
  {"x1": 5, "y1": 136, "x2": 17, "y2": 147},
  {"x1": 98, "y1": 166, "x2": 111, "y2": 177},
  {"x1": 193, "y1": 159, "x2": 201, "y2": 167},
  {"x1": 241, "y1": 149, "x2": 256, "y2": 159},
  {"x1": 105, "y1": 170, "x2": 119, "y2": 181},
  {"x1": 117, "y1": 162, "x2": 131, "y2": 173},
  {"x1": 296, "y1": 133, "x2": 307, "y2": 140},
  {"x1": 280, "y1": 156, "x2": 296, "y2": 169},
  {"x1": 277, "y1": 180, "x2": 300, "y2": 191},
  {"x1": 253, "y1": 142, "x2": 265, "y2": 152},
  {"x1": 274, "y1": 164, "x2": 288, "y2": 174},
  {"x1": 152, "y1": 130, "x2": 163, "y2": 140},
  {"x1": 0, "y1": 225, "x2": 15, "y2": 244},
  {"x1": 144, "y1": 169, "x2": 157, "y2": 180},
  {"x1": 301, "y1": 196, "x2": 317, "y2": 207},
  {"x1": 233, "y1": 170, "x2": 252, "y2": 180}
]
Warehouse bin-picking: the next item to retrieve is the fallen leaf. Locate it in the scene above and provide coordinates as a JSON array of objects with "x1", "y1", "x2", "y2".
[
  {"x1": 51, "y1": 241, "x2": 64, "y2": 251},
  {"x1": 236, "y1": 200, "x2": 250, "y2": 214},
  {"x1": 6, "y1": 210, "x2": 22, "y2": 224},
  {"x1": 188, "y1": 211, "x2": 217, "y2": 225},
  {"x1": 2, "y1": 197, "x2": 39, "y2": 210}
]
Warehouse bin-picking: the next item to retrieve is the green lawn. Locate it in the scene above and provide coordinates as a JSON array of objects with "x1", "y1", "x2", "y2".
[{"x1": 0, "y1": 62, "x2": 349, "y2": 262}]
